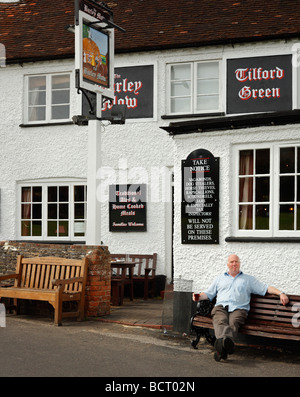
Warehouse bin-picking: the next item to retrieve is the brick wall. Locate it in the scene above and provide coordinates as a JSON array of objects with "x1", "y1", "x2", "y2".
[{"x1": 0, "y1": 241, "x2": 111, "y2": 317}]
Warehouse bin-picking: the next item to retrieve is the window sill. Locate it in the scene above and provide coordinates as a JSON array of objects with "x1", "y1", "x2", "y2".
[
  {"x1": 225, "y1": 236, "x2": 300, "y2": 243},
  {"x1": 20, "y1": 121, "x2": 73, "y2": 128},
  {"x1": 161, "y1": 112, "x2": 225, "y2": 120}
]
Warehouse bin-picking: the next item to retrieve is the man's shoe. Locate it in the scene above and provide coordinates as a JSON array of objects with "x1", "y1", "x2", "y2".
[
  {"x1": 214, "y1": 338, "x2": 227, "y2": 361},
  {"x1": 214, "y1": 338, "x2": 223, "y2": 353},
  {"x1": 223, "y1": 337, "x2": 235, "y2": 354}
]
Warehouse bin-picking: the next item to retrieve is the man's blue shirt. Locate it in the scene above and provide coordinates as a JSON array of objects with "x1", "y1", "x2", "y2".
[{"x1": 204, "y1": 271, "x2": 268, "y2": 312}]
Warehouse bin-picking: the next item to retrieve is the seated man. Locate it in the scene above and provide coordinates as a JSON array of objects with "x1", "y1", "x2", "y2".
[{"x1": 193, "y1": 254, "x2": 289, "y2": 361}]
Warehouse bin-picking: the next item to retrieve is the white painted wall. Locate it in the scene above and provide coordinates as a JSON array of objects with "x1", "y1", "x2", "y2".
[{"x1": 1, "y1": 39, "x2": 300, "y2": 290}]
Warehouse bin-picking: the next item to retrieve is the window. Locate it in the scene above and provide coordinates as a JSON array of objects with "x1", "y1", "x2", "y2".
[
  {"x1": 19, "y1": 182, "x2": 87, "y2": 240},
  {"x1": 234, "y1": 143, "x2": 300, "y2": 237},
  {"x1": 25, "y1": 73, "x2": 71, "y2": 124},
  {"x1": 168, "y1": 61, "x2": 221, "y2": 115}
]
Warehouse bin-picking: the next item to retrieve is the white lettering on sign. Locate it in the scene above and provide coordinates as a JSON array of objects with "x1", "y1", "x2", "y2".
[{"x1": 235, "y1": 66, "x2": 284, "y2": 102}]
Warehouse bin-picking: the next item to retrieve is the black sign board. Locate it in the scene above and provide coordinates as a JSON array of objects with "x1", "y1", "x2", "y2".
[
  {"x1": 102, "y1": 65, "x2": 154, "y2": 119},
  {"x1": 181, "y1": 149, "x2": 219, "y2": 244},
  {"x1": 109, "y1": 184, "x2": 147, "y2": 232},
  {"x1": 227, "y1": 55, "x2": 292, "y2": 114}
]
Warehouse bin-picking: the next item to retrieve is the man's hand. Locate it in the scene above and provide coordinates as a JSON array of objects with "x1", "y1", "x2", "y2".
[{"x1": 280, "y1": 293, "x2": 289, "y2": 306}]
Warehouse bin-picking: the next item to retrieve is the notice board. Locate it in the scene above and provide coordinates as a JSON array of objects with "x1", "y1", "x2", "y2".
[{"x1": 181, "y1": 149, "x2": 219, "y2": 244}]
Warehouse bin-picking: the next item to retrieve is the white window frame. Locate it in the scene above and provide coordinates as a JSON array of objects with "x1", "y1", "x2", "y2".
[
  {"x1": 17, "y1": 180, "x2": 87, "y2": 241},
  {"x1": 166, "y1": 60, "x2": 222, "y2": 116},
  {"x1": 232, "y1": 142, "x2": 300, "y2": 237},
  {"x1": 24, "y1": 72, "x2": 71, "y2": 124}
]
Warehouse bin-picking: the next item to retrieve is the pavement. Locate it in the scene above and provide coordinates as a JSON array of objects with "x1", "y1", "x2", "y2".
[{"x1": 0, "y1": 298, "x2": 299, "y2": 379}]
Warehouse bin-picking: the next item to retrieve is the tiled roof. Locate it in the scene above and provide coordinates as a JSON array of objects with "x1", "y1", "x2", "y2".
[{"x1": 1, "y1": 0, "x2": 300, "y2": 63}]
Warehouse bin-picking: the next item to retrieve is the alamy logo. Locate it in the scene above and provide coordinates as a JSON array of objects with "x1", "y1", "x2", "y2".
[
  {"x1": 0, "y1": 303, "x2": 6, "y2": 327},
  {"x1": 0, "y1": 43, "x2": 6, "y2": 67},
  {"x1": 292, "y1": 303, "x2": 300, "y2": 328}
]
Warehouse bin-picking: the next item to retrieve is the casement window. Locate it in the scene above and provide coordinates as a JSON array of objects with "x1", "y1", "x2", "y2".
[
  {"x1": 233, "y1": 143, "x2": 300, "y2": 237},
  {"x1": 24, "y1": 73, "x2": 71, "y2": 124},
  {"x1": 167, "y1": 61, "x2": 221, "y2": 115},
  {"x1": 19, "y1": 182, "x2": 87, "y2": 241}
]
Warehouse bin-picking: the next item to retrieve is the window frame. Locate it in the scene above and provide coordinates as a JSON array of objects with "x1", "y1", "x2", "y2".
[
  {"x1": 167, "y1": 59, "x2": 222, "y2": 116},
  {"x1": 233, "y1": 142, "x2": 300, "y2": 238},
  {"x1": 17, "y1": 180, "x2": 87, "y2": 241},
  {"x1": 24, "y1": 72, "x2": 71, "y2": 125}
]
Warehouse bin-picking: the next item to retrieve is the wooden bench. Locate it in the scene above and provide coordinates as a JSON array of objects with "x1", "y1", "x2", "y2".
[
  {"x1": 191, "y1": 294, "x2": 300, "y2": 348},
  {"x1": 0, "y1": 255, "x2": 88, "y2": 326},
  {"x1": 110, "y1": 254, "x2": 157, "y2": 300}
]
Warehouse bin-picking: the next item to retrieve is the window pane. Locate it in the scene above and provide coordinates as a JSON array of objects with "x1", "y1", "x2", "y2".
[
  {"x1": 75, "y1": 203, "x2": 84, "y2": 219},
  {"x1": 59, "y1": 186, "x2": 69, "y2": 202},
  {"x1": 197, "y1": 79, "x2": 219, "y2": 95},
  {"x1": 32, "y1": 204, "x2": 42, "y2": 219},
  {"x1": 59, "y1": 203, "x2": 69, "y2": 219},
  {"x1": 297, "y1": 147, "x2": 300, "y2": 173},
  {"x1": 256, "y1": 149, "x2": 270, "y2": 174},
  {"x1": 74, "y1": 221, "x2": 86, "y2": 236},
  {"x1": 51, "y1": 105, "x2": 69, "y2": 119},
  {"x1": 255, "y1": 177, "x2": 269, "y2": 202},
  {"x1": 280, "y1": 147, "x2": 295, "y2": 173},
  {"x1": 255, "y1": 205, "x2": 269, "y2": 230},
  {"x1": 74, "y1": 185, "x2": 85, "y2": 202},
  {"x1": 58, "y1": 221, "x2": 68, "y2": 236},
  {"x1": 197, "y1": 62, "x2": 218, "y2": 78},
  {"x1": 48, "y1": 221, "x2": 57, "y2": 237},
  {"x1": 239, "y1": 205, "x2": 253, "y2": 229},
  {"x1": 48, "y1": 204, "x2": 57, "y2": 219},
  {"x1": 22, "y1": 187, "x2": 31, "y2": 202},
  {"x1": 297, "y1": 205, "x2": 300, "y2": 230},
  {"x1": 239, "y1": 150, "x2": 253, "y2": 175},
  {"x1": 171, "y1": 64, "x2": 191, "y2": 80},
  {"x1": 171, "y1": 97, "x2": 191, "y2": 113},
  {"x1": 48, "y1": 186, "x2": 57, "y2": 202},
  {"x1": 239, "y1": 177, "x2": 253, "y2": 202},
  {"x1": 32, "y1": 187, "x2": 42, "y2": 202},
  {"x1": 197, "y1": 95, "x2": 219, "y2": 111},
  {"x1": 29, "y1": 91, "x2": 46, "y2": 106},
  {"x1": 52, "y1": 90, "x2": 70, "y2": 105},
  {"x1": 21, "y1": 221, "x2": 31, "y2": 236},
  {"x1": 280, "y1": 176, "x2": 294, "y2": 202},
  {"x1": 28, "y1": 106, "x2": 46, "y2": 121},
  {"x1": 279, "y1": 205, "x2": 294, "y2": 230},
  {"x1": 22, "y1": 204, "x2": 31, "y2": 219},
  {"x1": 171, "y1": 80, "x2": 191, "y2": 96},
  {"x1": 52, "y1": 74, "x2": 70, "y2": 89},
  {"x1": 29, "y1": 76, "x2": 46, "y2": 91},
  {"x1": 297, "y1": 176, "x2": 300, "y2": 202},
  {"x1": 32, "y1": 221, "x2": 42, "y2": 236}
]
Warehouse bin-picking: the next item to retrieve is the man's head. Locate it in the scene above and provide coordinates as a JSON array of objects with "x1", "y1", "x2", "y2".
[{"x1": 227, "y1": 254, "x2": 241, "y2": 277}]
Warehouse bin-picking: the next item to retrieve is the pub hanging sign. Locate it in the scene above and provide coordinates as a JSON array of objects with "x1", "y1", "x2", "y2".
[
  {"x1": 181, "y1": 149, "x2": 219, "y2": 244},
  {"x1": 109, "y1": 184, "x2": 147, "y2": 232},
  {"x1": 227, "y1": 54, "x2": 292, "y2": 114}
]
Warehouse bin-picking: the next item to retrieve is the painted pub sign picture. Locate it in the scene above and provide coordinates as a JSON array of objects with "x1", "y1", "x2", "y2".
[
  {"x1": 181, "y1": 149, "x2": 219, "y2": 244},
  {"x1": 227, "y1": 54, "x2": 292, "y2": 114}
]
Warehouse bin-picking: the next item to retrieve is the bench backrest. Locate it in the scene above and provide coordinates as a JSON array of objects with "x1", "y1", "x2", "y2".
[
  {"x1": 247, "y1": 294, "x2": 300, "y2": 327},
  {"x1": 110, "y1": 253, "x2": 157, "y2": 278},
  {"x1": 14, "y1": 255, "x2": 88, "y2": 292}
]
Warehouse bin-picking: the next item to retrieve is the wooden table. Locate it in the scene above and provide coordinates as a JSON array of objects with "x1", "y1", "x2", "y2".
[{"x1": 111, "y1": 261, "x2": 136, "y2": 306}]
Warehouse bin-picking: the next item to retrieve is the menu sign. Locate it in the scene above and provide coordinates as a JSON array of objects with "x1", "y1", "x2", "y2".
[
  {"x1": 109, "y1": 184, "x2": 147, "y2": 232},
  {"x1": 181, "y1": 149, "x2": 219, "y2": 244},
  {"x1": 227, "y1": 55, "x2": 292, "y2": 114}
]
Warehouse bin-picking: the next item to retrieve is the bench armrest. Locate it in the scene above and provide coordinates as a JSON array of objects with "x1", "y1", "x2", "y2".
[
  {"x1": 0, "y1": 273, "x2": 19, "y2": 281},
  {"x1": 52, "y1": 277, "x2": 84, "y2": 287}
]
